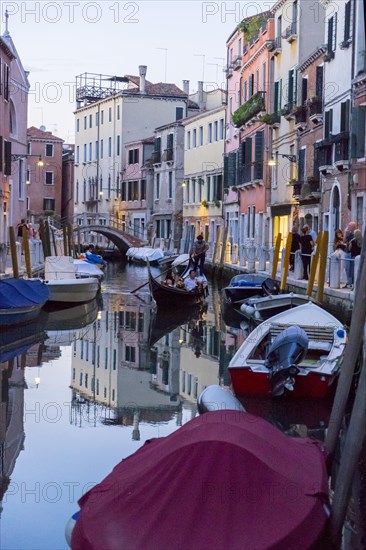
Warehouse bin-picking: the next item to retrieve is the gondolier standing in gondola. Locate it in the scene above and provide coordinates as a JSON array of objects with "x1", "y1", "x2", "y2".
[{"x1": 191, "y1": 235, "x2": 209, "y2": 275}]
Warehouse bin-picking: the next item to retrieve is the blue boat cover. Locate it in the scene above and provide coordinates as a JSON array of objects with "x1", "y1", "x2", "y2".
[
  {"x1": 232, "y1": 281, "x2": 262, "y2": 287},
  {"x1": 0, "y1": 278, "x2": 49, "y2": 309}
]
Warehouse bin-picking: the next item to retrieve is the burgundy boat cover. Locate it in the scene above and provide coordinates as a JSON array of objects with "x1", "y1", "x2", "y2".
[{"x1": 72, "y1": 410, "x2": 328, "y2": 550}]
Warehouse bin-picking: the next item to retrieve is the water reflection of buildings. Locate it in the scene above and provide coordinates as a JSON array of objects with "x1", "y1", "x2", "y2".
[{"x1": 70, "y1": 294, "x2": 183, "y2": 434}]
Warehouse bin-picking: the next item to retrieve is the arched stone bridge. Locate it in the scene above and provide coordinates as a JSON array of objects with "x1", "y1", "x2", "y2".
[{"x1": 76, "y1": 224, "x2": 146, "y2": 253}]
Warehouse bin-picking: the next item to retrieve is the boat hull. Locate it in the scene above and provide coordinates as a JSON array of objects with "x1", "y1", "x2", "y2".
[
  {"x1": 46, "y1": 278, "x2": 100, "y2": 304},
  {"x1": 229, "y1": 366, "x2": 338, "y2": 399}
]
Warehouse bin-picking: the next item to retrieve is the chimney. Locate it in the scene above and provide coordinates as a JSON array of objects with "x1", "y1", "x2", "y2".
[
  {"x1": 139, "y1": 65, "x2": 147, "y2": 94},
  {"x1": 198, "y1": 81, "x2": 205, "y2": 111},
  {"x1": 182, "y1": 80, "x2": 190, "y2": 95}
]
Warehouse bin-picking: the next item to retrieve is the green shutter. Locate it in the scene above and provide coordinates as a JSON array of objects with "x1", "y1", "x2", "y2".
[{"x1": 352, "y1": 107, "x2": 366, "y2": 158}]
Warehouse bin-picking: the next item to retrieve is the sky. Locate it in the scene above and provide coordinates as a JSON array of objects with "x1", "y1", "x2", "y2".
[{"x1": 1, "y1": 0, "x2": 275, "y2": 142}]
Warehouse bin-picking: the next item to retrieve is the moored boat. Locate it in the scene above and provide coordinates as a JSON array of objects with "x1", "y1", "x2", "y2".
[
  {"x1": 68, "y1": 385, "x2": 329, "y2": 550},
  {"x1": 126, "y1": 247, "x2": 164, "y2": 265},
  {"x1": 0, "y1": 278, "x2": 49, "y2": 326},
  {"x1": 239, "y1": 292, "x2": 321, "y2": 325},
  {"x1": 222, "y1": 273, "x2": 280, "y2": 304},
  {"x1": 229, "y1": 302, "x2": 347, "y2": 398},
  {"x1": 44, "y1": 256, "x2": 100, "y2": 304}
]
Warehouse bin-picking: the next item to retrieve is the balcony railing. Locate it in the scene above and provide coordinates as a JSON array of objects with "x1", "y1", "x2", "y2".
[
  {"x1": 333, "y1": 132, "x2": 349, "y2": 162},
  {"x1": 273, "y1": 36, "x2": 282, "y2": 55},
  {"x1": 282, "y1": 22, "x2": 297, "y2": 42},
  {"x1": 152, "y1": 151, "x2": 161, "y2": 164},
  {"x1": 294, "y1": 105, "x2": 307, "y2": 124},
  {"x1": 316, "y1": 139, "x2": 333, "y2": 167},
  {"x1": 259, "y1": 112, "x2": 281, "y2": 126},
  {"x1": 232, "y1": 92, "x2": 266, "y2": 128},
  {"x1": 308, "y1": 97, "x2": 323, "y2": 117},
  {"x1": 162, "y1": 148, "x2": 174, "y2": 162}
]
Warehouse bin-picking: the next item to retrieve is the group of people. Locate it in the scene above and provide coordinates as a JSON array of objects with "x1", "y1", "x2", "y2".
[
  {"x1": 16, "y1": 219, "x2": 38, "y2": 252},
  {"x1": 289, "y1": 224, "x2": 316, "y2": 280},
  {"x1": 164, "y1": 269, "x2": 204, "y2": 292},
  {"x1": 333, "y1": 221, "x2": 362, "y2": 288},
  {"x1": 290, "y1": 221, "x2": 362, "y2": 288}
]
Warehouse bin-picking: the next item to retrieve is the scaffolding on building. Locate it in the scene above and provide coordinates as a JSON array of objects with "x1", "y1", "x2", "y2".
[{"x1": 75, "y1": 72, "x2": 129, "y2": 107}]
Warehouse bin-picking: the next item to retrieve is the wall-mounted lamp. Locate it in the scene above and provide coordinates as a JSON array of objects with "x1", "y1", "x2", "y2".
[
  {"x1": 12, "y1": 154, "x2": 44, "y2": 167},
  {"x1": 268, "y1": 152, "x2": 297, "y2": 166}
]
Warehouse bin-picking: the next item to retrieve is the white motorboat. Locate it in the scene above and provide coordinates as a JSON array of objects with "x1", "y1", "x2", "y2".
[
  {"x1": 229, "y1": 302, "x2": 347, "y2": 399},
  {"x1": 74, "y1": 259, "x2": 104, "y2": 280},
  {"x1": 126, "y1": 247, "x2": 164, "y2": 265},
  {"x1": 239, "y1": 293, "x2": 320, "y2": 324},
  {"x1": 44, "y1": 256, "x2": 100, "y2": 304}
]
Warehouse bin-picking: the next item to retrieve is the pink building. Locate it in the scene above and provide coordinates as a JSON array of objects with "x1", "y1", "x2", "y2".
[
  {"x1": 26, "y1": 127, "x2": 64, "y2": 219},
  {"x1": 225, "y1": 14, "x2": 274, "y2": 249}
]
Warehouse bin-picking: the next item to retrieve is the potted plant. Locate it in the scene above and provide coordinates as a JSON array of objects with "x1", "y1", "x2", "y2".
[
  {"x1": 201, "y1": 200, "x2": 209, "y2": 208},
  {"x1": 214, "y1": 199, "x2": 221, "y2": 208}
]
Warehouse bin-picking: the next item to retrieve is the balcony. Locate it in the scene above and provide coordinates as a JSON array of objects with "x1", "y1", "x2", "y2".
[
  {"x1": 282, "y1": 22, "x2": 297, "y2": 43},
  {"x1": 232, "y1": 55, "x2": 242, "y2": 70},
  {"x1": 294, "y1": 105, "x2": 307, "y2": 131},
  {"x1": 162, "y1": 148, "x2": 174, "y2": 163},
  {"x1": 333, "y1": 132, "x2": 350, "y2": 170},
  {"x1": 281, "y1": 103, "x2": 296, "y2": 121},
  {"x1": 292, "y1": 182, "x2": 302, "y2": 197},
  {"x1": 85, "y1": 197, "x2": 98, "y2": 206},
  {"x1": 272, "y1": 36, "x2": 282, "y2": 56},
  {"x1": 308, "y1": 97, "x2": 323, "y2": 125},
  {"x1": 152, "y1": 151, "x2": 161, "y2": 164},
  {"x1": 323, "y1": 48, "x2": 335, "y2": 63},
  {"x1": 306, "y1": 175, "x2": 320, "y2": 194},
  {"x1": 232, "y1": 92, "x2": 266, "y2": 128},
  {"x1": 226, "y1": 64, "x2": 234, "y2": 78},
  {"x1": 316, "y1": 139, "x2": 333, "y2": 175},
  {"x1": 259, "y1": 112, "x2": 281, "y2": 128}
]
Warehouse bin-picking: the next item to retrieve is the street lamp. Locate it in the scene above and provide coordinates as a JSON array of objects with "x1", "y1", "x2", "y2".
[
  {"x1": 268, "y1": 152, "x2": 297, "y2": 166},
  {"x1": 11, "y1": 154, "x2": 44, "y2": 166}
]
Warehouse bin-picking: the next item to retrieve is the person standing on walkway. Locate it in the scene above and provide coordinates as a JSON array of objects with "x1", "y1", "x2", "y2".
[
  {"x1": 289, "y1": 226, "x2": 301, "y2": 272},
  {"x1": 300, "y1": 225, "x2": 314, "y2": 280},
  {"x1": 347, "y1": 229, "x2": 362, "y2": 288},
  {"x1": 343, "y1": 221, "x2": 357, "y2": 288},
  {"x1": 191, "y1": 235, "x2": 209, "y2": 275},
  {"x1": 17, "y1": 219, "x2": 29, "y2": 252}
]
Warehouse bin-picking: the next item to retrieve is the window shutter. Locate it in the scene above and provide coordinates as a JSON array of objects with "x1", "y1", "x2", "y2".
[
  {"x1": 244, "y1": 137, "x2": 252, "y2": 182},
  {"x1": 344, "y1": 1, "x2": 351, "y2": 41},
  {"x1": 340, "y1": 100, "x2": 350, "y2": 133},
  {"x1": 351, "y1": 107, "x2": 366, "y2": 159},
  {"x1": 327, "y1": 17, "x2": 333, "y2": 52},
  {"x1": 228, "y1": 152, "x2": 236, "y2": 186},
  {"x1": 288, "y1": 70, "x2": 294, "y2": 106},
  {"x1": 316, "y1": 66, "x2": 323, "y2": 99},
  {"x1": 301, "y1": 78, "x2": 308, "y2": 105},
  {"x1": 254, "y1": 131, "x2": 264, "y2": 179},
  {"x1": 223, "y1": 154, "x2": 229, "y2": 187},
  {"x1": 4, "y1": 140, "x2": 11, "y2": 176},
  {"x1": 298, "y1": 149, "x2": 305, "y2": 182},
  {"x1": 0, "y1": 136, "x2": 3, "y2": 172},
  {"x1": 274, "y1": 81, "x2": 279, "y2": 114}
]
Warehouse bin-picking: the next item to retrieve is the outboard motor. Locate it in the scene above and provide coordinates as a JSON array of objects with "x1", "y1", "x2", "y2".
[
  {"x1": 261, "y1": 278, "x2": 280, "y2": 296},
  {"x1": 197, "y1": 385, "x2": 245, "y2": 414},
  {"x1": 265, "y1": 326, "x2": 308, "y2": 397}
]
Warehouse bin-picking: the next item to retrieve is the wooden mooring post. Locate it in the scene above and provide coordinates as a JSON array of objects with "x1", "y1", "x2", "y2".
[
  {"x1": 280, "y1": 232, "x2": 292, "y2": 291},
  {"x1": 22, "y1": 226, "x2": 32, "y2": 278},
  {"x1": 316, "y1": 231, "x2": 328, "y2": 304},
  {"x1": 9, "y1": 227, "x2": 19, "y2": 278},
  {"x1": 271, "y1": 233, "x2": 281, "y2": 280}
]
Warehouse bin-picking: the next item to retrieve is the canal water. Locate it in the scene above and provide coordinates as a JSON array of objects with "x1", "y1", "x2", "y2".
[{"x1": 0, "y1": 261, "x2": 353, "y2": 549}]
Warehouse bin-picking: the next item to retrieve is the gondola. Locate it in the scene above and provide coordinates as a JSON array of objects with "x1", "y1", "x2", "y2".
[{"x1": 146, "y1": 260, "x2": 207, "y2": 309}]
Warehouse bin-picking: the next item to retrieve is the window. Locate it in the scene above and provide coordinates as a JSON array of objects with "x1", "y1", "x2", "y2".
[
  {"x1": 316, "y1": 66, "x2": 323, "y2": 99},
  {"x1": 128, "y1": 149, "x2": 139, "y2": 164},
  {"x1": 101, "y1": 110, "x2": 104, "y2": 124},
  {"x1": 116, "y1": 135, "x2": 120, "y2": 156},
  {"x1": 43, "y1": 198, "x2": 55, "y2": 210},
  {"x1": 274, "y1": 80, "x2": 282, "y2": 113},
  {"x1": 262, "y1": 62, "x2": 266, "y2": 92},
  {"x1": 100, "y1": 139, "x2": 104, "y2": 159},
  {"x1": 76, "y1": 119, "x2": 80, "y2": 132},
  {"x1": 95, "y1": 141, "x2": 99, "y2": 160},
  {"x1": 45, "y1": 171, "x2": 53, "y2": 185},
  {"x1": 288, "y1": 69, "x2": 296, "y2": 106},
  {"x1": 84, "y1": 116, "x2": 87, "y2": 130},
  {"x1": 277, "y1": 15, "x2": 282, "y2": 38},
  {"x1": 340, "y1": 100, "x2": 350, "y2": 133},
  {"x1": 298, "y1": 148, "x2": 306, "y2": 182},
  {"x1": 301, "y1": 77, "x2": 308, "y2": 105},
  {"x1": 199, "y1": 126, "x2": 203, "y2": 145},
  {"x1": 76, "y1": 146, "x2": 80, "y2": 163},
  {"x1": 167, "y1": 133, "x2": 174, "y2": 149},
  {"x1": 109, "y1": 107, "x2": 112, "y2": 122},
  {"x1": 327, "y1": 13, "x2": 337, "y2": 54},
  {"x1": 95, "y1": 111, "x2": 99, "y2": 126},
  {"x1": 243, "y1": 81, "x2": 247, "y2": 102},
  {"x1": 140, "y1": 179, "x2": 146, "y2": 200},
  {"x1": 249, "y1": 74, "x2": 254, "y2": 97},
  {"x1": 219, "y1": 119, "x2": 224, "y2": 140},
  {"x1": 193, "y1": 129, "x2": 197, "y2": 147},
  {"x1": 125, "y1": 346, "x2": 136, "y2": 362},
  {"x1": 344, "y1": 1, "x2": 351, "y2": 42},
  {"x1": 238, "y1": 38, "x2": 242, "y2": 56},
  {"x1": 117, "y1": 104, "x2": 120, "y2": 120},
  {"x1": 214, "y1": 121, "x2": 218, "y2": 141},
  {"x1": 187, "y1": 131, "x2": 191, "y2": 149},
  {"x1": 121, "y1": 181, "x2": 127, "y2": 201},
  {"x1": 156, "y1": 173, "x2": 160, "y2": 199},
  {"x1": 208, "y1": 123, "x2": 213, "y2": 143},
  {"x1": 254, "y1": 131, "x2": 264, "y2": 180},
  {"x1": 324, "y1": 109, "x2": 333, "y2": 139},
  {"x1": 176, "y1": 107, "x2": 184, "y2": 120},
  {"x1": 108, "y1": 137, "x2": 112, "y2": 157},
  {"x1": 89, "y1": 114, "x2": 92, "y2": 128},
  {"x1": 168, "y1": 172, "x2": 173, "y2": 198},
  {"x1": 128, "y1": 181, "x2": 139, "y2": 201},
  {"x1": 45, "y1": 143, "x2": 54, "y2": 157}
]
